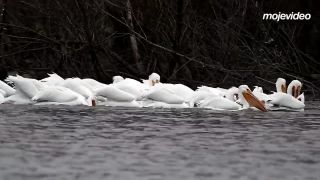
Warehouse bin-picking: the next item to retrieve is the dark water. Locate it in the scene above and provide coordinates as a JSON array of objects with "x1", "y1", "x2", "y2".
[{"x1": 0, "y1": 102, "x2": 320, "y2": 180}]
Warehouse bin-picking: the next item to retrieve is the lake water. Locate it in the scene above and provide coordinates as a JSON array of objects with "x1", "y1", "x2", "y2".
[{"x1": 0, "y1": 102, "x2": 320, "y2": 180}]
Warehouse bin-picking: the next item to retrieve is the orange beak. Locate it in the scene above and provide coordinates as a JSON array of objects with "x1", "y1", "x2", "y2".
[
  {"x1": 281, "y1": 84, "x2": 287, "y2": 93},
  {"x1": 242, "y1": 90, "x2": 268, "y2": 112},
  {"x1": 92, "y1": 99, "x2": 96, "y2": 107},
  {"x1": 292, "y1": 86, "x2": 297, "y2": 98},
  {"x1": 295, "y1": 85, "x2": 301, "y2": 98},
  {"x1": 152, "y1": 80, "x2": 159, "y2": 86}
]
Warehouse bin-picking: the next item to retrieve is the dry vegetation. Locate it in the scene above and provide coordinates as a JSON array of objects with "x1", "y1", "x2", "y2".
[{"x1": 1, "y1": 0, "x2": 320, "y2": 98}]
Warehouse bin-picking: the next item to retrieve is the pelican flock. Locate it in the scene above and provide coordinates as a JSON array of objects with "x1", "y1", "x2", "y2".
[{"x1": 0, "y1": 73, "x2": 305, "y2": 112}]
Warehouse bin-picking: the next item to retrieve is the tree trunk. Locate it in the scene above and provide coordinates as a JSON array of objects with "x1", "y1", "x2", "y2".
[
  {"x1": 126, "y1": 0, "x2": 144, "y2": 74},
  {"x1": 0, "y1": 0, "x2": 8, "y2": 67},
  {"x1": 75, "y1": 0, "x2": 106, "y2": 80},
  {"x1": 168, "y1": 0, "x2": 184, "y2": 80}
]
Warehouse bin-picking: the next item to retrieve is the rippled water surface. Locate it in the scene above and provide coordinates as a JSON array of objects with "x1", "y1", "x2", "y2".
[{"x1": 1, "y1": 102, "x2": 320, "y2": 180}]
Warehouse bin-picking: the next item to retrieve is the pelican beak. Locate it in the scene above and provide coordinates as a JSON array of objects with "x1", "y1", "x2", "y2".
[
  {"x1": 281, "y1": 84, "x2": 287, "y2": 93},
  {"x1": 92, "y1": 99, "x2": 96, "y2": 107},
  {"x1": 292, "y1": 86, "x2": 297, "y2": 98},
  {"x1": 295, "y1": 85, "x2": 301, "y2": 98},
  {"x1": 242, "y1": 90, "x2": 268, "y2": 112},
  {"x1": 152, "y1": 80, "x2": 159, "y2": 86}
]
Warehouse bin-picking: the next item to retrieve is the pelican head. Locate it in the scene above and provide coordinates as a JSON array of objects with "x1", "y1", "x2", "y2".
[
  {"x1": 287, "y1": 80, "x2": 302, "y2": 98},
  {"x1": 297, "y1": 93, "x2": 305, "y2": 103},
  {"x1": 238, "y1": 85, "x2": 267, "y2": 112},
  {"x1": 149, "y1": 73, "x2": 160, "y2": 86},
  {"x1": 276, "y1": 78, "x2": 287, "y2": 93},
  {"x1": 112, "y1": 76, "x2": 124, "y2": 83},
  {"x1": 225, "y1": 87, "x2": 239, "y2": 102}
]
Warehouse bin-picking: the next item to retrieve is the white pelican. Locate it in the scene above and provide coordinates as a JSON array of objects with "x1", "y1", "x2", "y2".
[
  {"x1": 0, "y1": 80, "x2": 16, "y2": 97},
  {"x1": 276, "y1": 78, "x2": 287, "y2": 93},
  {"x1": 112, "y1": 76, "x2": 124, "y2": 83},
  {"x1": 195, "y1": 86, "x2": 243, "y2": 103},
  {"x1": 268, "y1": 92, "x2": 305, "y2": 110},
  {"x1": 4, "y1": 75, "x2": 45, "y2": 104},
  {"x1": 252, "y1": 86, "x2": 271, "y2": 103},
  {"x1": 95, "y1": 85, "x2": 135, "y2": 102},
  {"x1": 143, "y1": 73, "x2": 160, "y2": 87},
  {"x1": 94, "y1": 84, "x2": 141, "y2": 107},
  {"x1": 143, "y1": 84, "x2": 185, "y2": 104},
  {"x1": 268, "y1": 78, "x2": 305, "y2": 110},
  {"x1": 189, "y1": 86, "x2": 235, "y2": 108},
  {"x1": 287, "y1": 80, "x2": 302, "y2": 98},
  {"x1": 81, "y1": 78, "x2": 107, "y2": 92},
  {"x1": 190, "y1": 85, "x2": 267, "y2": 111},
  {"x1": 196, "y1": 85, "x2": 227, "y2": 96},
  {"x1": 0, "y1": 80, "x2": 16, "y2": 104},
  {"x1": 86, "y1": 75, "x2": 144, "y2": 107},
  {"x1": 59, "y1": 78, "x2": 96, "y2": 106},
  {"x1": 197, "y1": 96, "x2": 241, "y2": 110},
  {"x1": 224, "y1": 87, "x2": 239, "y2": 102},
  {"x1": 297, "y1": 93, "x2": 305, "y2": 103},
  {"x1": 141, "y1": 73, "x2": 194, "y2": 108},
  {"x1": 275, "y1": 78, "x2": 303, "y2": 99},
  {"x1": 237, "y1": 85, "x2": 267, "y2": 112},
  {"x1": 40, "y1": 73, "x2": 64, "y2": 86},
  {"x1": 112, "y1": 75, "x2": 146, "y2": 100},
  {"x1": 150, "y1": 83, "x2": 194, "y2": 101},
  {"x1": 7, "y1": 75, "x2": 44, "y2": 98},
  {"x1": 32, "y1": 86, "x2": 88, "y2": 106}
]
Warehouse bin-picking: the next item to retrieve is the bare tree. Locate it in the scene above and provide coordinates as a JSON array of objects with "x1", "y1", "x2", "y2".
[
  {"x1": 1, "y1": 0, "x2": 319, "y2": 97},
  {"x1": 0, "y1": 0, "x2": 8, "y2": 68},
  {"x1": 126, "y1": 0, "x2": 143, "y2": 73}
]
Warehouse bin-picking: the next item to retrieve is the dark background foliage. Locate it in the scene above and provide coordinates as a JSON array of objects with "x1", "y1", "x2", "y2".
[{"x1": 0, "y1": 0, "x2": 319, "y2": 98}]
